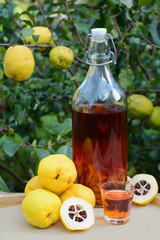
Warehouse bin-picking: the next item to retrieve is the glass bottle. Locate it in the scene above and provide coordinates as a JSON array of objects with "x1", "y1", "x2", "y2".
[{"x1": 72, "y1": 28, "x2": 128, "y2": 204}]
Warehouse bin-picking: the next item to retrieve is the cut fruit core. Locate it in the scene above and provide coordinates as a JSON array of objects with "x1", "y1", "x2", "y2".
[
  {"x1": 134, "y1": 180, "x2": 151, "y2": 196},
  {"x1": 68, "y1": 205, "x2": 87, "y2": 222}
]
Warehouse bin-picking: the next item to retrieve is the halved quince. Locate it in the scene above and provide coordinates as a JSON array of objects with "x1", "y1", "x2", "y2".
[
  {"x1": 60, "y1": 197, "x2": 95, "y2": 231},
  {"x1": 130, "y1": 174, "x2": 158, "y2": 205}
]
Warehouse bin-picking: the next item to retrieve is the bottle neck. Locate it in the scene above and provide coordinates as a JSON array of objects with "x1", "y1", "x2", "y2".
[{"x1": 88, "y1": 37, "x2": 111, "y2": 65}]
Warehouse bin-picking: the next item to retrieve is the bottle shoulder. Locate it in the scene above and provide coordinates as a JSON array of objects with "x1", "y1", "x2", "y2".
[{"x1": 72, "y1": 66, "x2": 127, "y2": 109}]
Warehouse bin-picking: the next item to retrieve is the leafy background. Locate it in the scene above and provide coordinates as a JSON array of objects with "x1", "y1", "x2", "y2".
[{"x1": 0, "y1": 0, "x2": 160, "y2": 192}]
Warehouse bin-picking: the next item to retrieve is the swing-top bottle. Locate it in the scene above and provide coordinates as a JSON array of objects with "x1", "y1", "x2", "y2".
[{"x1": 72, "y1": 28, "x2": 128, "y2": 204}]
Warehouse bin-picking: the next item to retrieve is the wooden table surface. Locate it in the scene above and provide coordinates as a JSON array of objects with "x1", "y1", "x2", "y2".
[{"x1": 0, "y1": 192, "x2": 160, "y2": 240}]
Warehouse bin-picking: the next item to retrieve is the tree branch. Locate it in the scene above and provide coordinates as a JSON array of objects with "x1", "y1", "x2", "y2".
[
  {"x1": 89, "y1": 4, "x2": 94, "y2": 24},
  {"x1": 0, "y1": 161, "x2": 25, "y2": 186},
  {"x1": 126, "y1": 89, "x2": 160, "y2": 94},
  {"x1": 45, "y1": 96, "x2": 65, "y2": 101},
  {"x1": 35, "y1": 65, "x2": 46, "y2": 78},
  {"x1": 136, "y1": 52, "x2": 152, "y2": 81},
  {"x1": 20, "y1": 161, "x2": 32, "y2": 179},
  {"x1": 35, "y1": 1, "x2": 78, "y2": 86},
  {"x1": 21, "y1": 138, "x2": 72, "y2": 148},
  {"x1": 135, "y1": 147, "x2": 160, "y2": 153},
  {"x1": 140, "y1": 33, "x2": 160, "y2": 49},
  {"x1": 117, "y1": 22, "x2": 135, "y2": 55},
  {"x1": 36, "y1": 0, "x2": 59, "y2": 46},
  {"x1": 12, "y1": 17, "x2": 23, "y2": 29},
  {"x1": 75, "y1": 56, "x2": 86, "y2": 64},
  {"x1": 63, "y1": 0, "x2": 85, "y2": 47},
  {"x1": 37, "y1": 0, "x2": 50, "y2": 29},
  {"x1": 113, "y1": 16, "x2": 129, "y2": 68},
  {"x1": 0, "y1": 43, "x2": 52, "y2": 48},
  {"x1": 0, "y1": 87, "x2": 7, "y2": 129},
  {"x1": 0, "y1": 127, "x2": 8, "y2": 133}
]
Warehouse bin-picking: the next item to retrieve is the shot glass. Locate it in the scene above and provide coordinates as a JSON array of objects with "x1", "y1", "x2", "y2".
[{"x1": 100, "y1": 181, "x2": 134, "y2": 225}]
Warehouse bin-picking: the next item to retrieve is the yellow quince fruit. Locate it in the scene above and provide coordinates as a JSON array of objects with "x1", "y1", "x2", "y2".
[
  {"x1": 49, "y1": 46, "x2": 74, "y2": 69},
  {"x1": 24, "y1": 176, "x2": 45, "y2": 195},
  {"x1": 127, "y1": 94, "x2": 153, "y2": 118},
  {"x1": 3, "y1": 45, "x2": 35, "y2": 81},
  {"x1": 25, "y1": 26, "x2": 52, "y2": 51},
  {"x1": 146, "y1": 106, "x2": 160, "y2": 131},
  {"x1": 60, "y1": 183, "x2": 96, "y2": 207},
  {"x1": 38, "y1": 154, "x2": 77, "y2": 195},
  {"x1": 21, "y1": 189, "x2": 62, "y2": 228}
]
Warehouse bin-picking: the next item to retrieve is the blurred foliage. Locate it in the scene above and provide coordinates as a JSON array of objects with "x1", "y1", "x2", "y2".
[{"x1": 0, "y1": 0, "x2": 160, "y2": 192}]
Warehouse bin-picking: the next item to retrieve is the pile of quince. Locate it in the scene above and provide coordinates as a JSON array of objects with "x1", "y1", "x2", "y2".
[{"x1": 21, "y1": 154, "x2": 95, "y2": 230}]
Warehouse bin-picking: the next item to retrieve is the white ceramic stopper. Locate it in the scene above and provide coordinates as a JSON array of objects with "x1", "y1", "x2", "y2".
[{"x1": 91, "y1": 28, "x2": 107, "y2": 38}]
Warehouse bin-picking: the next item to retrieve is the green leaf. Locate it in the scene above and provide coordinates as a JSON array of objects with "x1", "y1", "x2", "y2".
[
  {"x1": 0, "y1": 176, "x2": 10, "y2": 192},
  {"x1": 21, "y1": 28, "x2": 34, "y2": 40},
  {"x1": 141, "y1": 1, "x2": 155, "y2": 12},
  {"x1": 56, "y1": 142, "x2": 72, "y2": 160},
  {"x1": 75, "y1": 0, "x2": 90, "y2": 4},
  {"x1": 14, "y1": 133, "x2": 24, "y2": 144},
  {"x1": 49, "y1": 118, "x2": 72, "y2": 136},
  {"x1": 52, "y1": 32, "x2": 58, "y2": 41},
  {"x1": 106, "y1": 0, "x2": 119, "y2": 10},
  {"x1": 154, "y1": 0, "x2": 160, "y2": 13},
  {"x1": 36, "y1": 15, "x2": 44, "y2": 22},
  {"x1": 14, "y1": 104, "x2": 26, "y2": 124},
  {"x1": 21, "y1": 94, "x2": 32, "y2": 108},
  {"x1": 120, "y1": 0, "x2": 133, "y2": 8},
  {"x1": 129, "y1": 37, "x2": 140, "y2": 51},
  {"x1": 138, "y1": 0, "x2": 153, "y2": 6},
  {"x1": 34, "y1": 148, "x2": 51, "y2": 160},
  {"x1": 149, "y1": 150, "x2": 160, "y2": 161},
  {"x1": 119, "y1": 69, "x2": 134, "y2": 89},
  {"x1": 0, "y1": 135, "x2": 9, "y2": 146},
  {"x1": 47, "y1": 139, "x2": 52, "y2": 149},
  {"x1": 30, "y1": 10, "x2": 39, "y2": 17},
  {"x1": 32, "y1": 34, "x2": 40, "y2": 43},
  {"x1": 148, "y1": 24, "x2": 160, "y2": 45},
  {"x1": 2, "y1": 8, "x2": 9, "y2": 18},
  {"x1": 3, "y1": 141, "x2": 20, "y2": 157},
  {"x1": 74, "y1": 22, "x2": 90, "y2": 34},
  {"x1": 92, "y1": 12, "x2": 100, "y2": 20},
  {"x1": 41, "y1": 115, "x2": 59, "y2": 128},
  {"x1": 32, "y1": 139, "x2": 37, "y2": 147}
]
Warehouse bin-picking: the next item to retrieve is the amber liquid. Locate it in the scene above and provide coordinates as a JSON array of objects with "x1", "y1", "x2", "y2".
[
  {"x1": 101, "y1": 190, "x2": 132, "y2": 219},
  {"x1": 72, "y1": 105, "x2": 128, "y2": 204}
]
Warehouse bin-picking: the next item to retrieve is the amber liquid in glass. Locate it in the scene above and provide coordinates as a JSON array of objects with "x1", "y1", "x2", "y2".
[
  {"x1": 101, "y1": 190, "x2": 132, "y2": 219},
  {"x1": 72, "y1": 105, "x2": 128, "y2": 204}
]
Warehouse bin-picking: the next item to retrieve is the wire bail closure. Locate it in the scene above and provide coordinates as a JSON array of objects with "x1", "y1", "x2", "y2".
[{"x1": 84, "y1": 33, "x2": 117, "y2": 66}]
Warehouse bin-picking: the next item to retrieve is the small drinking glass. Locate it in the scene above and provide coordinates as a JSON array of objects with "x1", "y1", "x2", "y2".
[{"x1": 100, "y1": 181, "x2": 134, "y2": 225}]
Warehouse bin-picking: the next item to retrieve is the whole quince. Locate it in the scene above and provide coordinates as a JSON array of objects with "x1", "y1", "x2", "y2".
[
  {"x1": 128, "y1": 94, "x2": 153, "y2": 118},
  {"x1": 38, "y1": 154, "x2": 77, "y2": 195},
  {"x1": 146, "y1": 106, "x2": 160, "y2": 131},
  {"x1": 24, "y1": 176, "x2": 45, "y2": 195},
  {"x1": 49, "y1": 46, "x2": 74, "y2": 69},
  {"x1": 25, "y1": 26, "x2": 52, "y2": 51},
  {"x1": 3, "y1": 45, "x2": 35, "y2": 81},
  {"x1": 60, "y1": 183, "x2": 96, "y2": 207},
  {"x1": 21, "y1": 189, "x2": 62, "y2": 228}
]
